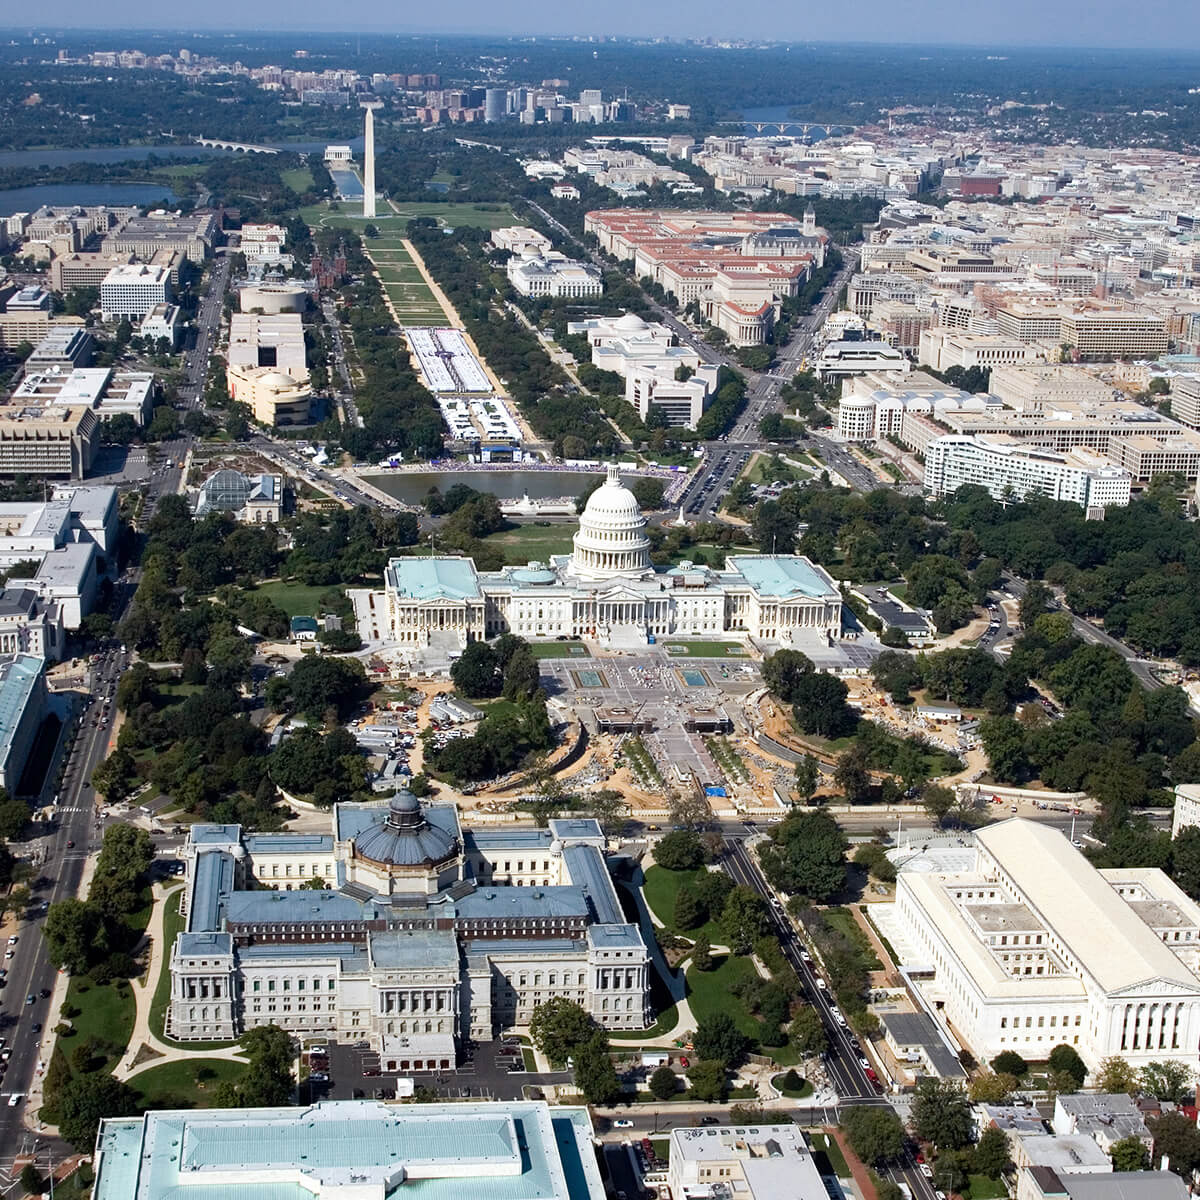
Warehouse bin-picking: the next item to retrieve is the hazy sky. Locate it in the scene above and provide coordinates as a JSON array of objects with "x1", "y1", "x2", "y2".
[{"x1": 22, "y1": 0, "x2": 1200, "y2": 49}]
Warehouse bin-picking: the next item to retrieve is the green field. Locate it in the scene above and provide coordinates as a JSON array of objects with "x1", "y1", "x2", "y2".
[
  {"x1": 823, "y1": 906, "x2": 882, "y2": 971},
  {"x1": 62, "y1": 975, "x2": 137, "y2": 1073},
  {"x1": 132, "y1": 1058, "x2": 246, "y2": 1109},
  {"x1": 686, "y1": 955, "x2": 764, "y2": 1040},
  {"x1": 281, "y1": 166, "x2": 314, "y2": 193},
  {"x1": 252, "y1": 580, "x2": 346, "y2": 619},
  {"x1": 529, "y1": 642, "x2": 589, "y2": 659},
  {"x1": 301, "y1": 200, "x2": 516, "y2": 231},
  {"x1": 482, "y1": 522, "x2": 576, "y2": 565},
  {"x1": 362, "y1": 240, "x2": 447, "y2": 326},
  {"x1": 663, "y1": 641, "x2": 749, "y2": 657},
  {"x1": 809, "y1": 1131, "x2": 849, "y2": 1176},
  {"x1": 642, "y1": 865, "x2": 726, "y2": 946}
]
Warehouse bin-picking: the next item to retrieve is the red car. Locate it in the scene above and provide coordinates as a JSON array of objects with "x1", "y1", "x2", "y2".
[{"x1": 680, "y1": 1056, "x2": 689, "y2": 1068}]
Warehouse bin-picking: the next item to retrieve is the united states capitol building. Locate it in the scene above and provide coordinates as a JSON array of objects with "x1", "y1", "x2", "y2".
[
  {"x1": 169, "y1": 795, "x2": 651, "y2": 1066},
  {"x1": 355, "y1": 465, "x2": 844, "y2": 648}
]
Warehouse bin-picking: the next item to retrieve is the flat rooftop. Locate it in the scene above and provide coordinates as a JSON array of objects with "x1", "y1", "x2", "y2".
[{"x1": 94, "y1": 1100, "x2": 606, "y2": 1200}]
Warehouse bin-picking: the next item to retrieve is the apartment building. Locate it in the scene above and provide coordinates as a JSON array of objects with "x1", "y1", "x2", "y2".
[
  {"x1": 626, "y1": 368, "x2": 717, "y2": 429},
  {"x1": 924, "y1": 435, "x2": 1133, "y2": 508},
  {"x1": 0, "y1": 405, "x2": 97, "y2": 477}
]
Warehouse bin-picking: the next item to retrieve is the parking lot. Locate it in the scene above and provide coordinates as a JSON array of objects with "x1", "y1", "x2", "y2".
[{"x1": 301, "y1": 1038, "x2": 571, "y2": 1104}]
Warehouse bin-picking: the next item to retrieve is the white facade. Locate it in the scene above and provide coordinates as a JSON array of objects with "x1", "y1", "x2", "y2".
[
  {"x1": 836, "y1": 383, "x2": 985, "y2": 442},
  {"x1": 892, "y1": 820, "x2": 1200, "y2": 1071},
  {"x1": 627, "y1": 368, "x2": 716, "y2": 429},
  {"x1": 1172, "y1": 784, "x2": 1200, "y2": 838},
  {"x1": 364, "y1": 466, "x2": 844, "y2": 648},
  {"x1": 169, "y1": 802, "x2": 652, "y2": 1052},
  {"x1": 491, "y1": 226, "x2": 552, "y2": 256},
  {"x1": 919, "y1": 329, "x2": 1045, "y2": 373},
  {"x1": 669, "y1": 1124, "x2": 829, "y2": 1200},
  {"x1": 507, "y1": 251, "x2": 603, "y2": 298},
  {"x1": 100, "y1": 263, "x2": 172, "y2": 319},
  {"x1": 924, "y1": 435, "x2": 1133, "y2": 509},
  {"x1": 816, "y1": 340, "x2": 910, "y2": 380},
  {"x1": 139, "y1": 303, "x2": 183, "y2": 348}
]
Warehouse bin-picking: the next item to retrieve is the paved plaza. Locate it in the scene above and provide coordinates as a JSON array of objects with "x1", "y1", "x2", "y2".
[{"x1": 541, "y1": 648, "x2": 761, "y2": 782}]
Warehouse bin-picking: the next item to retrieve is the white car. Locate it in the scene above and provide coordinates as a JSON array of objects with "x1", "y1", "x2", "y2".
[
  {"x1": 800, "y1": 950, "x2": 811, "y2": 962},
  {"x1": 920, "y1": 1165, "x2": 934, "y2": 1179},
  {"x1": 613, "y1": 1119, "x2": 634, "y2": 1129},
  {"x1": 815, "y1": 977, "x2": 827, "y2": 989}
]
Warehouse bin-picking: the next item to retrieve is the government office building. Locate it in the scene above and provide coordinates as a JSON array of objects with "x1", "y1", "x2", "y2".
[
  {"x1": 892, "y1": 820, "x2": 1200, "y2": 1070},
  {"x1": 169, "y1": 793, "x2": 652, "y2": 1066},
  {"x1": 355, "y1": 465, "x2": 843, "y2": 648}
]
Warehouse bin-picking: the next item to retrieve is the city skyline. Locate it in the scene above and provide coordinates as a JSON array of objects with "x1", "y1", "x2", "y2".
[{"x1": 6, "y1": 1, "x2": 1200, "y2": 50}]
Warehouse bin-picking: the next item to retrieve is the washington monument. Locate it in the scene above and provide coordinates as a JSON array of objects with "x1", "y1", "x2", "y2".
[{"x1": 362, "y1": 103, "x2": 377, "y2": 219}]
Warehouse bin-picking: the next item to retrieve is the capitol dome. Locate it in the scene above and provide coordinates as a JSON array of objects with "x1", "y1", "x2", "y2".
[{"x1": 570, "y1": 464, "x2": 653, "y2": 581}]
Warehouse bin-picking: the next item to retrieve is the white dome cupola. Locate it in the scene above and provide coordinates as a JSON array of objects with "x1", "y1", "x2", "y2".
[{"x1": 569, "y1": 464, "x2": 653, "y2": 581}]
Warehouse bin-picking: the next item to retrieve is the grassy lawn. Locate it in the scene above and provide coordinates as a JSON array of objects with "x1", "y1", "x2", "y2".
[
  {"x1": 823, "y1": 907, "x2": 882, "y2": 971},
  {"x1": 966, "y1": 1177, "x2": 1008, "y2": 1200},
  {"x1": 771, "y1": 1071, "x2": 814, "y2": 1099},
  {"x1": 149, "y1": 889, "x2": 186, "y2": 1043},
  {"x1": 662, "y1": 641, "x2": 749, "y2": 657},
  {"x1": 388, "y1": 201, "x2": 516, "y2": 229},
  {"x1": 651, "y1": 1139, "x2": 670, "y2": 1162},
  {"x1": 744, "y1": 453, "x2": 808, "y2": 487},
  {"x1": 522, "y1": 1047, "x2": 537, "y2": 1072},
  {"x1": 148, "y1": 890, "x2": 238, "y2": 1051},
  {"x1": 281, "y1": 166, "x2": 314, "y2": 192},
  {"x1": 302, "y1": 200, "x2": 515, "y2": 231},
  {"x1": 686, "y1": 955, "x2": 763, "y2": 1041},
  {"x1": 131, "y1": 1057, "x2": 246, "y2": 1109},
  {"x1": 62, "y1": 975, "x2": 136, "y2": 1073},
  {"x1": 809, "y1": 1131, "x2": 849, "y2": 1177},
  {"x1": 252, "y1": 579, "x2": 344, "y2": 618},
  {"x1": 529, "y1": 642, "x2": 590, "y2": 659},
  {"x1": 482, "y1": 522, "x2": 577, "y2": 564},
  {"x1": 642, "y1": 866, "x2": 725, "y2": 945}
]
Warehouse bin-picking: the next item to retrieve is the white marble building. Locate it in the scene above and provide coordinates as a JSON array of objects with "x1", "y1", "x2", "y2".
[
  {"x1": 169, "y1": 796, "x2": 652, "y2": 1066},
  {"x1": 892, "y1": 820, "x2": 1200, "y2": 1071},
  {"x1": 357, "y1": 465, "x2": 843, "y2": 648}
]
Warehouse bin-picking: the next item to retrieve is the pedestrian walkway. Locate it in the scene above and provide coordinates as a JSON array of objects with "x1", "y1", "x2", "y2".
[{"x1": 114, "y1": 883, "x2": 247, "y2": 1083}]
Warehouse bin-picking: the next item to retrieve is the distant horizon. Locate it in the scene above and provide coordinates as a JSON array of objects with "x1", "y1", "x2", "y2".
[{"x1": 4, "y1": 10, "x2": 1200, "y2": 54}]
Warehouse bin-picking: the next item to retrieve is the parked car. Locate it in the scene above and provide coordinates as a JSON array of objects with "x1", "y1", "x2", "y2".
[{"x1": 613, "y1": 1119, "x2": 634, "y2": 1129}]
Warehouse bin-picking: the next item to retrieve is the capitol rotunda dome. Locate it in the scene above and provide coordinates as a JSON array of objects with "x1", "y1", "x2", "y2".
[{"x1": 569, "y1": 464, "x2": 653, "y2": 581}]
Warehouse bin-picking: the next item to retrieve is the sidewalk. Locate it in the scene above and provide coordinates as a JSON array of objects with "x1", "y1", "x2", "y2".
[{"x1": 114, "y1": 882, "x2": 247, "y2": 1083}]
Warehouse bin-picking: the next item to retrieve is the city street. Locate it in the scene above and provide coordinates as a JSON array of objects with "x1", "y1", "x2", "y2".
[{"x1": 0, "y1": 648, "x2": 129, "y2": 1153}]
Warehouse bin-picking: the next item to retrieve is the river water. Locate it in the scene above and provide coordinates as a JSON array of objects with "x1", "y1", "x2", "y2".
[
  {"x1": 0, "y1": 139, "x2": 363, "y2": 170},
  {"x1": 363, "y1": 468, "x2": 635, "y2": 505},
  {"x1": 0, "y1": 182, "x2": 179, "y2": 216}
]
